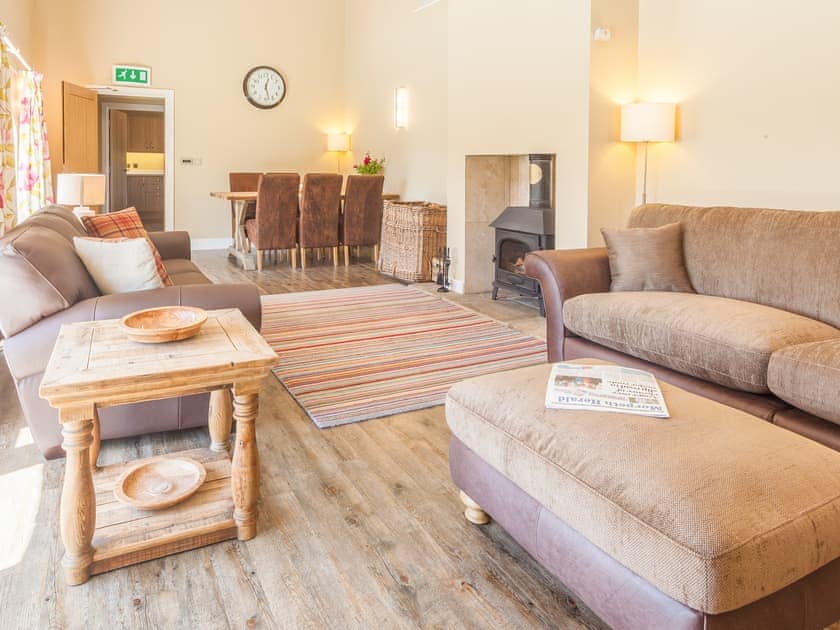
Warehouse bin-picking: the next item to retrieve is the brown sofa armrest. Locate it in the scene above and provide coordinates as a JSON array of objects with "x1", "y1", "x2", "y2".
[
  {"x1": 148, "y1": 230, "x2": 191, "y2": 260},
  {"x1": 5, "y1": 284, "x2": 262, "y2": 382},
  {"x1": 524, "y1": 248, "x2": 611, "y2": 362}
]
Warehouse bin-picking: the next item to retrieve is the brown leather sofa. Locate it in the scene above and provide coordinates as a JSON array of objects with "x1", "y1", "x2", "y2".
[
  {"x1": 1, "y1": 206, "x2": 262, "y2": 459},
  {"x1": 525, "y1": 203, "x2": 840, "y2": 451}
]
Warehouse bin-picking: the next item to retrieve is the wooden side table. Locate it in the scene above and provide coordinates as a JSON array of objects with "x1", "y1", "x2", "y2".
[{"x1": 39, "y1": 309, "x2": 278, "y2": 585}]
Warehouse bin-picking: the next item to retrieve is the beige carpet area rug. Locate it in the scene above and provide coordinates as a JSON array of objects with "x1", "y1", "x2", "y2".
[{"x1": 261, "y1": 284, "x2": 547, "y2": 428}]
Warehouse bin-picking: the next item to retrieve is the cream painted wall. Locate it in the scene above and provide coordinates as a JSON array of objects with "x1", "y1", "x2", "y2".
[
  {"x1": 32, "y1": 0, "x2": 346, "y2": 238},
  {"x1": 447, "y1": 0, "x2": 592, "y2": 291},
  {"x1": 638, "y1": 0, "x2": 840, "y2": 209},
  {"x1": 0, "y1": 0, "x2": 34, "y2": 64},
  {"x1": 343, "y1": 0, "x2": 446, "y2": 203},
  {"x1": 588, "y1": 0, "x2": 638, "y2": 245}
]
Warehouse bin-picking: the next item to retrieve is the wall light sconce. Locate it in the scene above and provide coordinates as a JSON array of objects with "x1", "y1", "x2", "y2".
[{"x1": 394, "y1": 87, "x2": 409, "y2": 129}]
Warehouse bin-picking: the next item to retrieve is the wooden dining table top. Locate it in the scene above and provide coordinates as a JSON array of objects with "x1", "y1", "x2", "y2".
[{"x1": 210, "y1": 191, "x2": 401, "y2": 201}]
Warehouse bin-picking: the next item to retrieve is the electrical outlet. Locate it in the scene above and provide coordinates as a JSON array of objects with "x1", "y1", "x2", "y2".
[{"x1": 180, "y1": 157, "x2": 203, "y2": 166}]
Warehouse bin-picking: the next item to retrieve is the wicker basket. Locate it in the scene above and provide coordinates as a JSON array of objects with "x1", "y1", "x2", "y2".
[{"x1": 378, "y1": 201, "x2": 447, "y2": 282}]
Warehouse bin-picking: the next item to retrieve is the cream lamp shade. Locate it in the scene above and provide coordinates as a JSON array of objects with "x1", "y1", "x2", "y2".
[
  {"x1": 57, "y1": 173, "x2": 106, "y2": 220},
  {"x1": 327, "y1": 133, "x2": 350, "y2": 152},
  {"x1": 620, "y1": 102, "x2": 676, "y2": 142},
  {"x1": 620, "y1": 102, "x2": 676, "y2": 204}
]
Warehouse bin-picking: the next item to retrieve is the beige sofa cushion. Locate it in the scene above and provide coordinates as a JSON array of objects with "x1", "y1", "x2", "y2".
[
  {"x1": 601, "y1": 222, "x2": 694, "y2": 292},
  {"x1": 768, "y1": 339, "x2": 840, "y2": 426},
  {"x1": 446, "y1": 361, "x2": 840, "y2": 614},
  {"x1": 563, "y1": 292, "x2": 840, "y2": 393}
]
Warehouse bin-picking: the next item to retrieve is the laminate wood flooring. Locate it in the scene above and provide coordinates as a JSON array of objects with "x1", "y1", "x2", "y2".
[{"x1": 0, "y1": 251, "x2": 605, "y2": 629}]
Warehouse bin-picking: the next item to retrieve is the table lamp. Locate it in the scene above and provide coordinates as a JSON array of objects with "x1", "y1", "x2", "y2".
[
  {"x1": 57, "y1": 173, "x2": 106, "y2": 220},
  {"x1": 327, "y1": 133, "x2": 351, "y2": 173},
  {"x1": 620, "y1": 102, "x2": 676, "y2": 203}
]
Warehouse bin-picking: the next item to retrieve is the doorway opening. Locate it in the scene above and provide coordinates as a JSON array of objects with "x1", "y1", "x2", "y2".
[{"x1": 92, "y1": 86, "x2": 175, "y2": 230}]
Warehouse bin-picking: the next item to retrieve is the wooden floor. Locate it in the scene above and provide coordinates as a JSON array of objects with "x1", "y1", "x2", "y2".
[{"x1": 0, "y1": 250, "x2": 605, "y2": 629}]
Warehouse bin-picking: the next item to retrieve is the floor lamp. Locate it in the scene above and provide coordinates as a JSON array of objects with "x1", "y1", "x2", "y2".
[{"x1": 620, "y1": 103, "x2": 676, "y2": 203}]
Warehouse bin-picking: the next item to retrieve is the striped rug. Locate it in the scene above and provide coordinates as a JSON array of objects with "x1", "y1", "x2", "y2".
[{"x1": 261, "y1": 284, "x2": 547, "y2": 428}]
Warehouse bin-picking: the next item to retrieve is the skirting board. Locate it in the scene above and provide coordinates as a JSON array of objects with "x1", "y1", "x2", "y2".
[
  {"x1": 191, "y1": 238, "x2": 233, "y2": 251},
  {"x1": 448, "y1": 278, "x2": 465, "y2": 294}
]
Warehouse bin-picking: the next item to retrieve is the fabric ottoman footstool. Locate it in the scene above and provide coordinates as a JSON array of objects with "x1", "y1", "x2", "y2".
[{"x1": 446, "y1": 361, "x2": 840, "y2": 630}]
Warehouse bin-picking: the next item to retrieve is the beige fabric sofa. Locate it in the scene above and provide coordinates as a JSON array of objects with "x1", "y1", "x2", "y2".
[{"x1": 524, "y1": 204, "x2": 840, "y2": 451}]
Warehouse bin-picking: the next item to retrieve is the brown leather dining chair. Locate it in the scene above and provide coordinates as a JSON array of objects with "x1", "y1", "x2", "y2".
[
  {"x1": 229, "y1": 172, "x2": 261, "y2": 239},
  {"x1": 341, "y1": 174, "x2": 385, "y2": 266},
  {"x1": 244, "y1": 172, "x2": 300, "y2": 271},
  {"x1": 298, "y1": 173, "x2": 343, "y2": 270}
]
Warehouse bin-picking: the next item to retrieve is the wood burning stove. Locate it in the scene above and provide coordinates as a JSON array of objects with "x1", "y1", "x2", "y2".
[{"x1": 490, "y1": 154, "x2": 555, "y2": 316}]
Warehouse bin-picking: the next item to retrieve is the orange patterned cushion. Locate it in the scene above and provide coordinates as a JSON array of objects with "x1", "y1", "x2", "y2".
[{"x1": 82, "y1": 208, "x2": 172, "y2": 286}]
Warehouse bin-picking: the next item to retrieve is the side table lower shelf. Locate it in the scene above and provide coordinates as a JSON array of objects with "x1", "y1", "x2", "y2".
[{"x1": 89, "y1": 447, "x2": 236, "y2": 577}]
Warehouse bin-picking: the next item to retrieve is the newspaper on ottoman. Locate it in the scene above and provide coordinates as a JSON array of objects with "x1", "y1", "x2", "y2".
[{"x1": 544, "y1": 363, "x2": 669, "y2": 418}]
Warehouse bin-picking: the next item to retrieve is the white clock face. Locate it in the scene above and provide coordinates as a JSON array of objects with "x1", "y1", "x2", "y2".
[{"x1": 244, "y1": 66, "x2": 286, "y2": 109}]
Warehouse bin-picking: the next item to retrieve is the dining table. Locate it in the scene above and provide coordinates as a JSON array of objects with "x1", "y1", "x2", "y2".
[{"x1": 210, "y1": 190, "x2": 400, "y2": 270}]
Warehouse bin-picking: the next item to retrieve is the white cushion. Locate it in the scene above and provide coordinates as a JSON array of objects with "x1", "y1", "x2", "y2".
[{"x1": 73, "y1": 237, "x2": 164, "y2": 294}]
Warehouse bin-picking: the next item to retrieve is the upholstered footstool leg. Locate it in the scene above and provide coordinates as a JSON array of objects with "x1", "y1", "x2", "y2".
[{"x1": 460, "y1": 490, "x2": 490, "y2": 525}]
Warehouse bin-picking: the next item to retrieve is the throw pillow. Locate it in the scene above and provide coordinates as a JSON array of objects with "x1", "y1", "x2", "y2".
[
  {"x1": 81, "y1": 208, "x2": 173, "y2": 286},
  {"x1": 601, "y1": 222, "x2": 695, "y2": 292},
  {"x1": 74, "y1": 237, "x2": 165, "y2": 295}
]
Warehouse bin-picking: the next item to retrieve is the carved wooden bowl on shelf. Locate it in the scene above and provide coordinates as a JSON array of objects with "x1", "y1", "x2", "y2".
[
  {"x1": 114, "y1": 457, "x2": 207, "y2": 510},
  {"x1": 120, "y1": 306, "x2": 208, "y2": 343}
]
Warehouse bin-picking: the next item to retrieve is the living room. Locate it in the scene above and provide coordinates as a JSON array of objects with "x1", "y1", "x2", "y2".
[{"x1": 2, "y1": 1, "x2": 840, "y2": 629}]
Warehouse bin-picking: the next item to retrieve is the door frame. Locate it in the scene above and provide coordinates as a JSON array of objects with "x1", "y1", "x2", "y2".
[
  {"x1": 100, "y1": 102, "x2": 163, "y2": 214},
  {"x1": 90, "y1": 85, "x2": 175, "y2": 231}
]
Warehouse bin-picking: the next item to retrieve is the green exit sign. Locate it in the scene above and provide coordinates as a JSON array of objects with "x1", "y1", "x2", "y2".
[{"x1": 112, "y1": 65, "x2": 151, "y2": 86}]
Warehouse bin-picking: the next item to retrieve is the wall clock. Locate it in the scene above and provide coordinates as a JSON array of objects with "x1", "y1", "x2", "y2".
[{"x1": 243, "y1": 66, "x2": 286, "y2": 109}]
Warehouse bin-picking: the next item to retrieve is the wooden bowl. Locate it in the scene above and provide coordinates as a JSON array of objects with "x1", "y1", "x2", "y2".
[
  {"x1": 120, "y1": 306, "x2": 208, "y2": 343},
  {"x1": 114, "y1": 457, "x2": 207, "y2": 510}
]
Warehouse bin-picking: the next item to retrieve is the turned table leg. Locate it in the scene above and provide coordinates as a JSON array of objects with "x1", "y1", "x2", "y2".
[
  {"x1": 460, "y1": 490, "x2": 490, "y2": 525},
  {"x1": 89, "y1": 407, "x2": 101, "y2": 471},
  {"x1": 232, "y1": 382, "x2": 260, "y2": 540},
  {"x1": 60, "y1": 412, "x2": 97, "y2": 585},
  {"x1": 209, "y1": 388, "x2": 233, "y2": 453}
]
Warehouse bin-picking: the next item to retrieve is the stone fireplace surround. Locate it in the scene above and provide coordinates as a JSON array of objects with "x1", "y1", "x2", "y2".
[{"x1": 463, "y1": 154, "x2": 554, "y2": 295}]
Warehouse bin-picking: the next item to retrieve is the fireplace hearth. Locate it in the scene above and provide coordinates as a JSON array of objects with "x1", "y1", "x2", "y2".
[{"x1": 490, "y1": 154, "x2": 555, "y2": 315}]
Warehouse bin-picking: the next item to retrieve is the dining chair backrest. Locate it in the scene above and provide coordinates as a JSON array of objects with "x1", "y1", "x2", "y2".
[
  {"x1": 254, "y1": 172, "x2": 300, "y2": 250},
  {"x1": 299, "y1": 173, "x2": 342, "y2": 249},
  {"x1": 228, "y1": 172, "x2": 261, "y2": 233},
  {"x1": 342, "y1": 175, "x2": 385, "y2": 247}
]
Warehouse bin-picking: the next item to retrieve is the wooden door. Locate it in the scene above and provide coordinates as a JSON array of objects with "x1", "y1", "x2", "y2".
[
  {"x1": 108, "y1": 110, "x2": 128, "y2": 211},
  {"x1": 62, "y1": 82, "x2": 99, "y2": 172}
]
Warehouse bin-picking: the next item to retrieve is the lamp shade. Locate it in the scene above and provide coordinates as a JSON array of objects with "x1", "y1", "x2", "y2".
[
  {"x1": 620, "y1": 102, "x2": 676, "y2": 142},
  {"x1": 327, "y1": 133, "x2": 350, "y2": 152},
  {"x1": 56, "y1": 173, "x2": 106, "y2": 206}
]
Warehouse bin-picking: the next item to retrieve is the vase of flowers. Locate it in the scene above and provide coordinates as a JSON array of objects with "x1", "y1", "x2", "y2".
[{"x1": 354, "y1": 152, "x2": 386, "y2": 175}]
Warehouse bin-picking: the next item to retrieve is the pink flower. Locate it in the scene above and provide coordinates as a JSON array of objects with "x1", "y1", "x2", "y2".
[{"x1": 363, "y1": 154, "x2": 371, "y2": 165}]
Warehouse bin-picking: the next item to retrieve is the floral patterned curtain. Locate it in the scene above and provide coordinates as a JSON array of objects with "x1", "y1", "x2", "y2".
[
  {"x1": 0, "y1": 32, "x2": 15, "y2": 235},
  {"x1": 15, "y1": 71, "x2": 53, "y2": 219}
]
